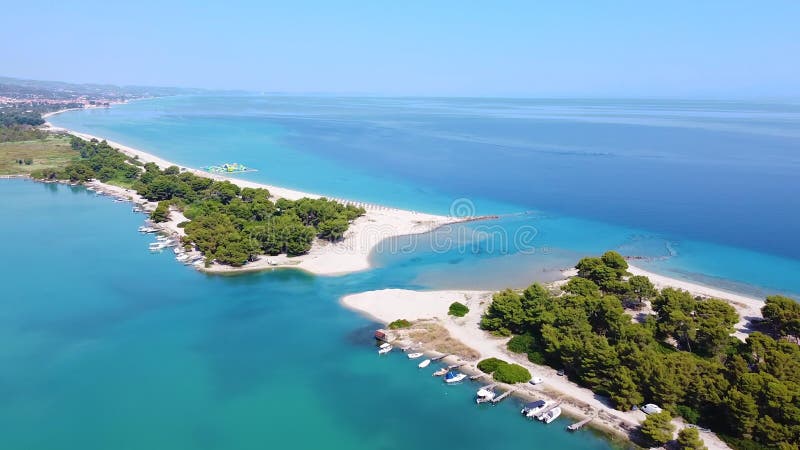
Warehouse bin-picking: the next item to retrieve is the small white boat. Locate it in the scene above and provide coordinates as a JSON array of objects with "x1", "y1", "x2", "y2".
[
  {"x1": 444, "y1": 371, "x2": 467, "y2": 384},
  {"x1": 407, "y1": 352, "x2": 424, "y2": 359},
  {"x1": 267, "y1": 259, "x2": 278, "y2": 266},
  {"x1": 378, "y1": 345, "x2": 393, "y2": 355},
  {"x1": 418, "y1": 359, "x2": 431, "y2": 368},
  {"x1": 433, "y1": 367, "x2": 448, "y2": 377},
  {"x1": 540, "y1": 406, "x2": 562, "y2": 424},
  {"x1": 476, "y1": 386, "x2": 496, "y2": 403},
  {"x1": 379, "y1": 342, "x2": 391, "y2": 349},
  {"x1": 522, "y1": 400, "x2": 549, "y2": 417}
]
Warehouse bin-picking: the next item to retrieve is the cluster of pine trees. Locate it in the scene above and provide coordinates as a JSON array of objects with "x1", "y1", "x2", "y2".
[
  {"x1": 481, "y1": 251, "x2": 800, "y2": 449},
  {"x1": 33, "y1": 137, "x2": 365, "y2": 266}
]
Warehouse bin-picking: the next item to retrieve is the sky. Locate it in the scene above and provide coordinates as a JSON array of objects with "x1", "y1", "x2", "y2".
[{"x1": 2, "y1": 0, "x2": 799, "y2": 97}]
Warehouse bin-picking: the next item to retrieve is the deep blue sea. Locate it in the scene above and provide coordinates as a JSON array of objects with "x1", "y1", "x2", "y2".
[{"x1": 2, "y1": 96, "x2": 798, "y2": 449}]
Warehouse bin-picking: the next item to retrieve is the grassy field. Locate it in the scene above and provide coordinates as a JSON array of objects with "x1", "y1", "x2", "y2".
[{"x1": 0, "y1": 134, "x2": 78, "y2": 175}]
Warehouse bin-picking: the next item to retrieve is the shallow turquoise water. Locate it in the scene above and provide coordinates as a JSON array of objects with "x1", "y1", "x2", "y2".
[
  {"x1": 0, "y1": 180, "x2": 622, "y2": 449},
  {"x1": 49, "y1": 96, "x2": 800, "y2": 297}
]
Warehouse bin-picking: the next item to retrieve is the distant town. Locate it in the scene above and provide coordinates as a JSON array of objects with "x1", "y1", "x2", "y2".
[{"x1": 0, "y1": 76, "x2": 204, "y2": 127}]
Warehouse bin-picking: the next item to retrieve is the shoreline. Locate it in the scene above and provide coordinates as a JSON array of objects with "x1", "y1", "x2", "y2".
[
  {"x1": 340, "y1": 283, "x2": 752, "y2": 450},
  {"x1": 42, "y1": 109, "x2": 463, "y2": 276}
]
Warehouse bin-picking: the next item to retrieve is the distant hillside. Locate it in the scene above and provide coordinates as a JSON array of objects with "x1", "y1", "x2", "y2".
[{"x1": 0, "y1": 76, "x2": 208, "y2": 101}]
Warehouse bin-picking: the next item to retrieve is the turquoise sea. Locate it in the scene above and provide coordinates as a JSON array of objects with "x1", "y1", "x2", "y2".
[
  {"x1": 2, "y1": 96, "x2": 799, "y2": 449},
  {"x1": 0, "y1": 179, "x2": 620, "y2": 450}
]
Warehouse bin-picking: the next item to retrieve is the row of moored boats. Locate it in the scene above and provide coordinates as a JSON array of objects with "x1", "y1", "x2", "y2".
[
  {"x1": 140, "y1": 226, "x2": 204, "y2": 266},
  {"x1": 378, "y1": 343, "x2": 467, "y2": 383},
  {"x1": 378, "y1": 341, "x2": 561, "y2": 425}
]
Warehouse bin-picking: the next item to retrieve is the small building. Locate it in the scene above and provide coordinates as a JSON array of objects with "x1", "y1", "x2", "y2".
[{"x1": 374, "y1": 329, "x2": 393, "y2": 342}]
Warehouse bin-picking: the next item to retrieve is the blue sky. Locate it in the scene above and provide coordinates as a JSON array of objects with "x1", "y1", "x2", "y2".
[{"x1": 3, "y1": 1, "x2": 799, "y2": 97}]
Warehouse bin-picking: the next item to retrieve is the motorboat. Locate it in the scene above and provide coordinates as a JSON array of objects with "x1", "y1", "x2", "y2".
[
  {"x1": 407, "y1": 352, "x2": 424, "y2": 359},
  {"x1": 378, "y1": 345, "x2": 393, "y2": 355},
  {"x1": 433, "y1": 367, "x2": 448, "y2": 377},
  {"x1": 521, "y1": 400, "x2": 548, "y2": 417},
  {"x1": 540, "y1": 406, "x2": 562, "y2": 424},
  {"x1": 379, "y1": 342, "x2": 391, "y2": 349},
  {"x1": 476, "y1": 386, "x2": 496, "y2": 403},
  {"x1": 444, "y1": 371, "x2": 467, "y2": 384},
  {"x1": 418, "y1": 359, "x2": 431, "y2": 368}
]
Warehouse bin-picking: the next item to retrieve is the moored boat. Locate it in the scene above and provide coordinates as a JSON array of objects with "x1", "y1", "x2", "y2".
[
  {"x1": 444, "y1": 371, "x2": 466, "y2": 384},
  {"x1": 540, "y1": 406, "x2": 562, "y2": 424},
  {"x1": 432, "y1": 367, "x2": 448, "y2": 376},
  {"x1": 521, "y1": 400, "x2": 548, "y2": 417},
  {"x1": 378, "y1": 345, "x2": 392, "y2": 355},
  {"x1": 418, "y1": 359, "x2": 431, "y2": 368},
  {"x1": 407, "y1": 352, "x2": 423, "y2": 359},
  {"x1": 476, "y1": 386, "x2": 496, "y2": 403}
]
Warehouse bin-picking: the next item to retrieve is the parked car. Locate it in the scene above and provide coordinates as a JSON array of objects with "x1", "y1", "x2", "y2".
[
  {"x1": 529, "y1": 376, "x2": 544, "y2": 385},
  {"x1": 641, "y1": 404, "x2": 663, "y2": 415}
]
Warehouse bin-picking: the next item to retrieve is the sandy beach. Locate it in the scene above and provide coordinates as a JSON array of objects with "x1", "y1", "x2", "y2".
[
  {"x1": 43, "y1": 111, "x2": 459, "y2": 276},
  {"x1": 341, "y1": 279, "x2": 752, "y2": 450}
]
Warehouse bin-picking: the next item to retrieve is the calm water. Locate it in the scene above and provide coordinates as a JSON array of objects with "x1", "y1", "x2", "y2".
[
  {"x1": 0, "y1": 180, "x2": 620, "y2": 450},
  {"x1": 4, "y1": 96, "x2": 799, "y2": 449},
  {"x1": 49, "y1": 96, "x2": 800, "y2": 296}
]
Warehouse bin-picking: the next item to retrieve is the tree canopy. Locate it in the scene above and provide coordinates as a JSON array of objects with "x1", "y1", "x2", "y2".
[
  {"x1": 479, "y1": 252, "x2": 800, "y2": 449},
  {"x1": 640, "y1": 411, "x2": 675, "y2": 446},
  {"x1": 34, "y1": 136, "x2": 366, "y2": 267}
]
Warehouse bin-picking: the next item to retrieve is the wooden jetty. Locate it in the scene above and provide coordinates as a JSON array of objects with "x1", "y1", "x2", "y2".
[
  {"x1": 447, "y1": 363, "x2": 465, "y2": 370},
  {"x1": 490, "y1": 388, "x2": 516, "y2": 404},
  {"x1": 431, "y1": 354, "x2": 450, "y2": 361},
  {"x1": 469, "y1": 373, "x2": 486, "y2": 380},
  {"x1": 567, "y1": 416, "x2": 592, "y2": 431}
]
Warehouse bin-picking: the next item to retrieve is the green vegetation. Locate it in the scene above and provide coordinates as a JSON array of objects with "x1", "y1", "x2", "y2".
[
  {"x1": 30, "y1": 136, "x2": 365, "y2": 267},
  {"x1": 150, "y1": 201, "x2": 170, "y2": 223},
  {"x1": 0, "y1": 109, "x2": 46, "y2": 127},
  {"x1": 677, "y1": 427, "x2": 707, "y2": 450},
  {"x1": 480, "y1": 251, "x2": 800, "y2": 449},
  {"x1": 639, "y1": 411, "x2": 675, "y2": 446},
  {"x1": 476, "y1": 357, "x2": 531, "y2": 383},
  {"x1": 388, "y1": 319, "x2": 411, "y2": 329},
  {"x1": 477, "y1": 357, "x2": 506, "y2": 373},
  {"x1": 762, "y1": 295, "x2": 800, "y2": 338},
  {"x1": 493, "y1": 362, "x2": 531, "y2": 383},
  {"x1": 506, "y1": 334, "x2": 546, "y2": 364},
  {"x1": 448, "y1": 301, "x2": 469, "y2": 317},
  {"x1": 0, "y1": 133, "x2": 77, "y2": 175}
]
